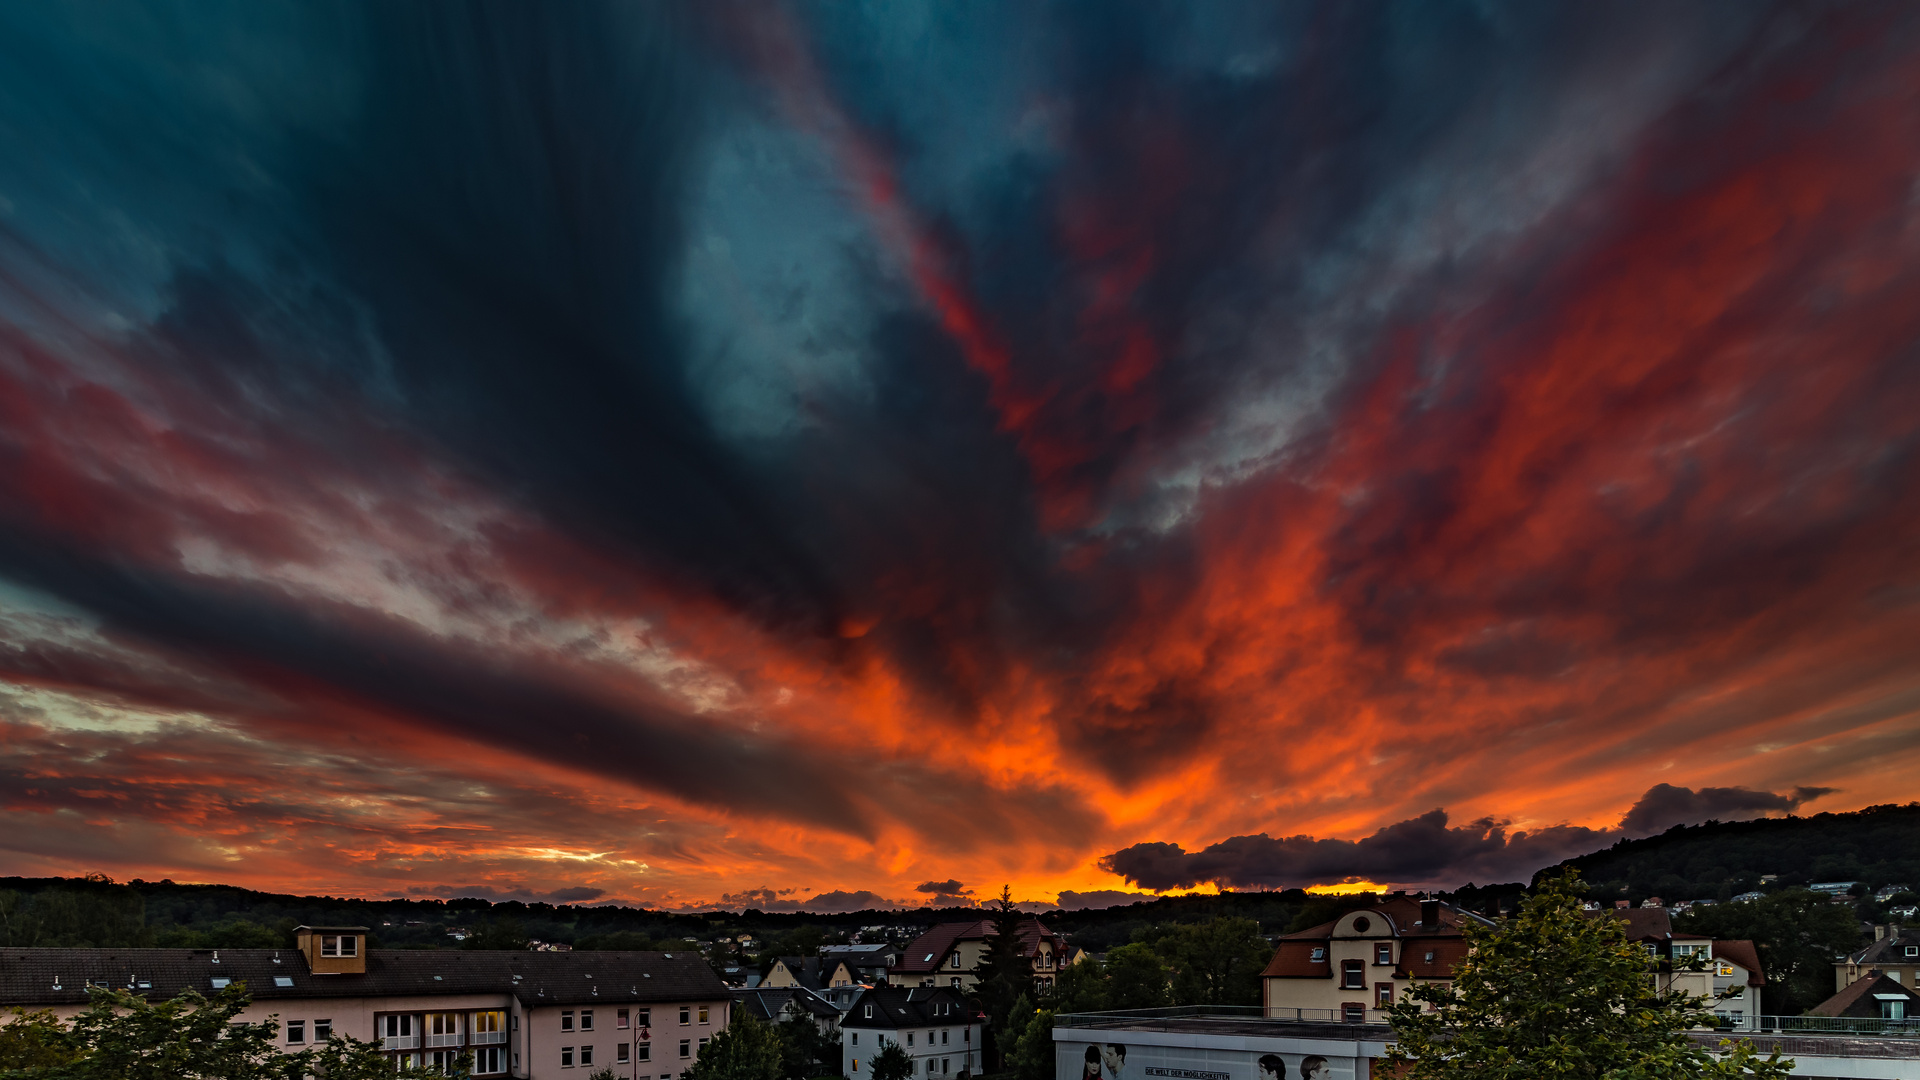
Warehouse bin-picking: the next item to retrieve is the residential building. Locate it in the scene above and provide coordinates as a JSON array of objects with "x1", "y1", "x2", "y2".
[
  {"x1": 821, "y1": 944, "x2": 898, "y2": 984},
  {"x1": 1837, "y1": 927, "x2": 1920, "y2": 991},
  {"x1": 731, "y1": 986, "x2": 841, "y2": 1036},
  {"x1": 890, "y1": 920, "x2": 1064, "y2": 991},
  {"x1": 841, "y1": 987, "x2": 977, "y2": 1080},
  {"x1": 1261, "y1": 898, "x2": 1764, "y2": 1031},
  {"x1": 1811, "y1": 971, "x2": 1920, "y2": 1021},
  {"x1": 0, "y1": 926, "x2": 730, "y2": 1079}
]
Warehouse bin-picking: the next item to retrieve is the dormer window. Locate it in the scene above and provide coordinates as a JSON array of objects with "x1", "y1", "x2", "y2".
[
  {"x1": 1310, "y1": 947, "x2": 1326, "y2": 962},
  {"x1": 1907, "y1": 946, "x2": 1917, "y2": 958}
]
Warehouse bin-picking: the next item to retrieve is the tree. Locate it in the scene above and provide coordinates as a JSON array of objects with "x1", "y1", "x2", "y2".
[
  {"x1": 1675, "y1": 889, "x2": 1863, "y2": 1014},
  {"x1": 1384, "y1": 871, "x2": 1793, "y2": 1080},
  {"x1": 869, "y1": 1041, "x2": 913, "y2": 1080},
  {"x1": 1103, "y1": 945, "x2": 1170, "y2": 1011},
  {"x1": 461, "y1": 915, "x2": 531, "y2": 952},
  {"x1": 1005, "y1": 998, "x2": 1054, "y2": 1080},
  {"x1": 970, "y1": 886, "x2": 1036, "y2": 1068},
  {"x1": 297, "y1": 1032, "x2": 457, "y2": 1079},
  {"x1": 774, "y1": 1014, "x2": 839, "y2": 1080},
  {"x1": 1139, "y1": 918, "x2": 1270, "y2": 1007},
  {"x1": 684, "y1": 1013, "x2": 785, "y2": 1080},
  {"x1": 0, "y1": 1009, "x2": 79, "y2": 1071},
  {"x1": 1049, "y1": 958, "x2": 1109, "y2": 1014}
]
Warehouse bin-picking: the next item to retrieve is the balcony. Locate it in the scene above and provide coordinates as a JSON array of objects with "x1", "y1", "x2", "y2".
[
  {"x1": 472, "y1": 1031, "x2": 507, "y2": 1045},
  {"x1": 381, "y1": 1035, "x2": 421, "y2": 1050},
  {"x1": 425, "y1": 1032, "x2": 463, "y2": 1048}
]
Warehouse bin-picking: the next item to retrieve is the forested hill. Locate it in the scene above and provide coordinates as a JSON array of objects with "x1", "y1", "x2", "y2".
[{"x1": 1551, "y1": 802, "x2": 1920, "y2": 904}]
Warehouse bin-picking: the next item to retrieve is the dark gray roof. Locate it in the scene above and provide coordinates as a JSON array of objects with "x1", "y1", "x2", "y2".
[
  {"x1": 731, "y1": 986, "x2": 839, "y2": 1022},
  {"x1": 1849, "y1": 932, "x2": 1920, "y2": 965},
  {"x1": 0, "y1": 949, "x2": 727, "y2": 1009},
  {"x1": 842, "y1": 987, "x2": 973, "y2": 1029}
]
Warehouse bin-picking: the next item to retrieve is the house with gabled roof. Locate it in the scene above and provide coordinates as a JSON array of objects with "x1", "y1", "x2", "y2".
[
  {"x1": 841, "y1": 986, "x2": 979, "y2": 1080},
  {"x1": 889, "y1": 920, "x2": 1065, "y2": 991},
  {"x1": 1811, "y1": 970, "x2": 1920, "y2": 1021}
]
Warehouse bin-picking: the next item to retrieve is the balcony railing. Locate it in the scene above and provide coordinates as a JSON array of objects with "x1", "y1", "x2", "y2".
[
  {"x1": 1055, "y1": 1006, "x2": 1352, "y2": 1029},
  {"x1": 425, "y1": 1032, "x2": 463, "y2": 1048},
  {"x1": 472, "y1": 1030, "x2": 507, "y2": 1045},
  {"x1": 381, "y1": 1035, "x2": 421, "y2": 1050}
]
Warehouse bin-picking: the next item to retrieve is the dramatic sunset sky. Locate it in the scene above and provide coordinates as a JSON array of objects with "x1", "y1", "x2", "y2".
[{"x1": 2, "y1": 1, "x2": 1918, "y2": 912}]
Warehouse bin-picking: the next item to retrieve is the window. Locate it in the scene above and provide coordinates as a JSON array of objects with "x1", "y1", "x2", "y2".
[
  {"x1": 950, "y1": 954, "x2": 961, "y2": 968},
  {"x1": 314, "y1": 1019, "x2": 332, "y2": 1041},
  {"x1": 853, "y1": 1060, "x2": 860, "y2": 1073},
  {"x1": 620, "y1": 1045, "x2": 631, "y2": 1064},
  {"x1": 210, "y1": 977, "x2": 231, "y2": 989},
  {"x1": 619, "y1": 1009, "x2": 631, "y2": 1030},
  {"x1": 383, "y1": 1015, "x2": 414, "y2": 1039},
  {"x1": 1717, "y1": 963, "x2": 1735, "y2": 977},
  {"x1": 1342, "y1": 1003, "x2": 1366, "y2": 1023},
  {"x1": 472, "y1": 1047, "x2": 505, "y2": 1075},
  {"x1": 638, "y1": 1009, "x2": 651, "y2": 1027},
  {"x1": 864, "y1": 1005, "x2": 874, "y2": 1019},
  {"x1": 582, "y1": 1046, "x2": 594, "y2": 1067},
  {"x1": 680, "y1": 1007, "x2": 691, "y2": 1026},
  {"x1": 1375, "y1": 943, "x2": 1392, "y2": 965},
  {"x1": 941, "y1": 1031, "x2": 948, "y2": 1045},
  {"x1": 562, "y1": 1047, "x2": 575, "y2": 1068},
  {"x1": 1342, "y1": 960, "x2": 1366, "y2": 990},
  {"x1": 950, "y1": 977, "x2": 961, "y2": 989},
  {"x1": 562, "y1": 1011, "x2": 575, "y2": 1032},
  {"x1": 1376, "y1": 983, "x2": 1393, "y2": 1007},
  {"x1": 582, "y1": 1010, "x2": 594, "y2": 1031},
  {"x1": 1424, "y1": 951, "x2": 1435, "y2": 964},
  {"x1": 319, "y1": 935, "x2": 357, "y2": 957},
  {"x1": 1908, "y1": 946, "x2": 1918, "y2": 958},
  {"x1": 639, "y1": 1043, "x2": 652, "y2": 1061},
  {"x1": 1310, "y1": 947, "x2": 1326, "y2": 962},
  {"x1": 698, "y1": 1038, "x2": 709, "y2": 1053},
  {"x1": 908, "y1": 1034, "x2": 914, "y2": 1047},
  {"x1": 1883, "y1": 1000, "x2": 1907, "y2": 1021},
  {"x1": 273, "y1": 976, "x2": 294, "y2": 988},
  {"x1": 853, "y1": 1034, "x2": 859, "y2": 1046},
  {"x1": 698, "y1": 1006, "x2": 709, "y2": 1024},
  {"x1": 679, "y1": 1040, "x2": 691, "y2": 1059},
  {"x1": 473, "y1": 1011, "x2": 505, "y2": 1039},
  {"x1": 286, "y1": 1021, "x2": 305, "y2": 1044}
]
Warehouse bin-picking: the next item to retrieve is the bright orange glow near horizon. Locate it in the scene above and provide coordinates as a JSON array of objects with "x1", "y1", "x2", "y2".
[{"x1": 2, "y1": 4, "x2": 1920, "y2": 914}]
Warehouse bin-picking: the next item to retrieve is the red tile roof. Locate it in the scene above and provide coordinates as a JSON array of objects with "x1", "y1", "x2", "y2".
[
  {"x1": 892, "y1": 919, "x2": 1061, "y2": 974},
  {"x1": 1713, "y1": 939, "x2": 1765, "y2": 986}
]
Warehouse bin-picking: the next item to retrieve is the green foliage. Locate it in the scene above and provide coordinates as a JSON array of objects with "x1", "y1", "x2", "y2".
[
  {"x1": 1558, "y1": 803, "x2": 1920, "y2": 905},
  {"x1": 461, "y1": 915, "x2": 531, "y2": 951},
  {"x1": 1005, "y1": 1000, "x2": 1054, "y2": 1080},
  {"x1": 575, "y1": 930, "x2": 672, "y2": 950},
  {"x1": 589, "y1": 1070, "x2": 620, "y2": 1080},
  {"x1": 1384, "y1": 870, "x2": 1793, "y2": 1080},
  {"x1": 1103, "y1": 944, "x2": 1171, "y2": 1010},
  {"x1": 1136, "y1": 917, "x2": 1270, "y2": 1007},
  {"x1": 1676, "y1": 890, "x2": 1863, "y2": 1014},
  {"x1": 774, "y1": 1014, "x2": 839, "y2": 1080},
  {"x1": 868, "y1": 1041, "x2": 913, "y2": 1080},
  {"x1": 1284, "y1": 895, "x2": 1381, "y2": 935},
  {"x1": 0, "y1": 1010, "x2": 79, "y2": 1071},
  {"x1": 0, "y1": 878, "x2": 152, "y2": 948},
  {"x1": 0, "y1": 986, "x2": 452, "y2": 1080},
  {"x1": 1048, "y1": 957, "x2": 1109, "y2": 1013},
  {"x1": 685, "y1": 1013, "x2": 784, "y2": 1080}
]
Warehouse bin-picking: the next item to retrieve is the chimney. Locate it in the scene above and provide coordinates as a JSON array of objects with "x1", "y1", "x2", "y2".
[
  {"x1": 1877, "y1": 925, "x2": 1890, "y2": 941},
  {"x1": 1420, "y1": 900, "x2": 1440, "y2": 928}
]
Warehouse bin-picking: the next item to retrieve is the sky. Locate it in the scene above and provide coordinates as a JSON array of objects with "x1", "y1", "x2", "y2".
[{"x1": 1, "y1": 1, "x2": 1918, "y2": 914}]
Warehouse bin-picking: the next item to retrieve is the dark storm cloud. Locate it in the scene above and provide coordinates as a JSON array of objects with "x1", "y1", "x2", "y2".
[
  {"x1": 915, "y1": 880, "x2": 967, "y2": 895},
  {"x1": 1099, "y1": 784, "x2": 1834, "y2": 890},
  {"x1": 1617, "y1": 783, "x2": 1835, "y2": 834}
]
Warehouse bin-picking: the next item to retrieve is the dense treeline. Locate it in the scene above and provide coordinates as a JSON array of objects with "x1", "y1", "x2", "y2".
[{"x1": 1552, "y1": 803, "x2": 1920, "y2": 914}]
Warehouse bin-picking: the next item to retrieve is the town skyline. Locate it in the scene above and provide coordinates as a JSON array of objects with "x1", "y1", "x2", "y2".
[{"x1": 3, "y1": 3, "x2": 1919, "y2": 911}]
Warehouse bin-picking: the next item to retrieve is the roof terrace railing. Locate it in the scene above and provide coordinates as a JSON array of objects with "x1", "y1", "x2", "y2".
[
  {"x1": 1751, "y1": 1015, "x2": 1920, "y2": 1037},
  {"x1": 1054, "y1": 1006, "x2": 1348, "y2": 1029}
]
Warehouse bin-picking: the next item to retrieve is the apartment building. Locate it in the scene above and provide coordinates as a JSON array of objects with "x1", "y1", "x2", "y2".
[
  {"x1": 890, "y1": 919, "x2": 1065, "y2": 990},
  {"x1": 1261, "y1": 897, "x2": 1765, "y2": 1030},
  {"x1": 841, "y1": 987, "x2": 978, "y2": 1080},
  {"x1": 0, "y1": 925, "x2": 731, "y2": 1079}
]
